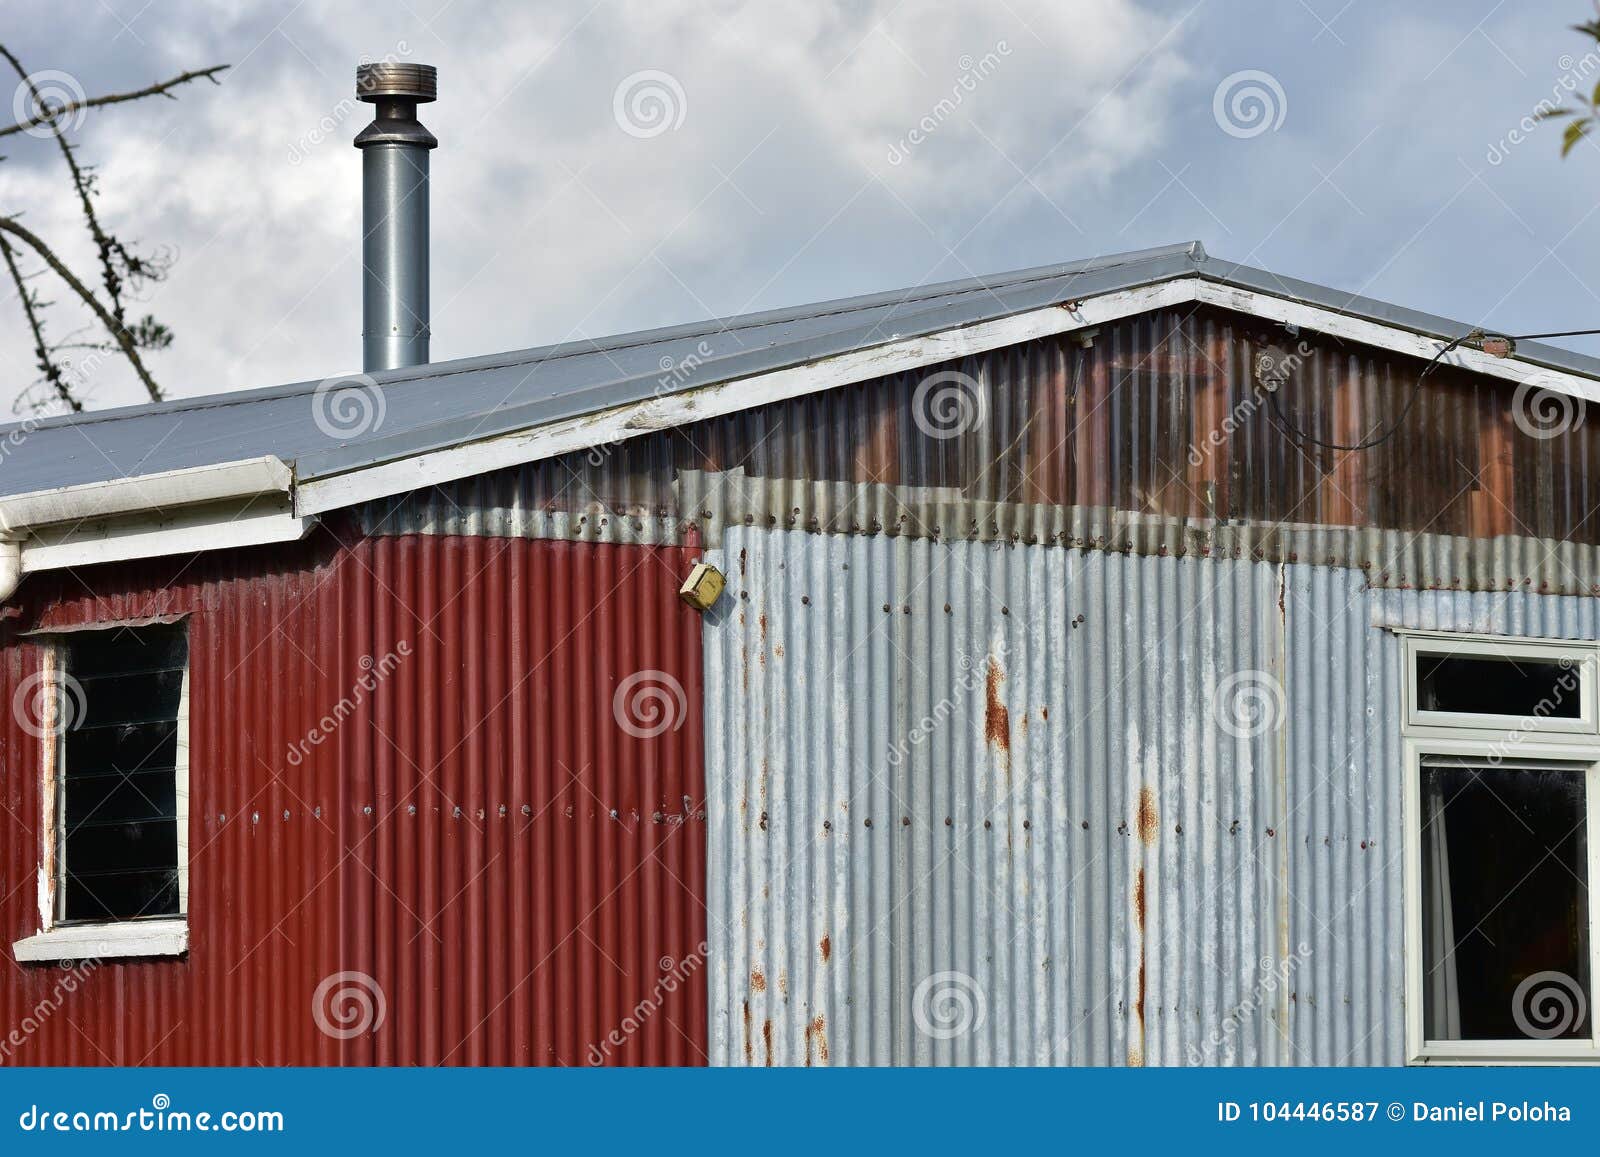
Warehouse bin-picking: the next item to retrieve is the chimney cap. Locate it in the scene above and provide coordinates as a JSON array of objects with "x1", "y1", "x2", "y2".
[{"x1": 356, "y1": 62, "x2": 437, "y2": 103}]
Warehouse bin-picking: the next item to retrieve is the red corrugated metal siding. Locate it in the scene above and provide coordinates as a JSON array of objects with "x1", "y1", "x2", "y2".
[{"x1": 0, "y1": 531, "x2": 707, "y2": 1065}]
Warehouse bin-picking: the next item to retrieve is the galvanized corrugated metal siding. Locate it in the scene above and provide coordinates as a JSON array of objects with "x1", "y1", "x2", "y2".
[
  {"x1": 705, "y1": 528, "x2": 1296, "y2": 1065},
  {"x1": 0, "y1": 533, "x2": 707, "y2": 1066},
  {"x1": 361, "y1": 305, "x2": 1600, "y2": 593},
  {"x1": 706, "y1": 529, "x2": 1600, "y2": 1065}
]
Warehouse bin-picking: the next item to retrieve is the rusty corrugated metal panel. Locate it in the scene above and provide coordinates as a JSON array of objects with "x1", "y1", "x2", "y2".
[
  {"x1": 0, "y1": 532, "x2": 707, "y2": 1066},
  {"x1": 704, "y1": 527, "x2": 1296, "y2": 1065},
  {"x1": 360, "y1": 306, "x2": 1600, "y2": 594}
]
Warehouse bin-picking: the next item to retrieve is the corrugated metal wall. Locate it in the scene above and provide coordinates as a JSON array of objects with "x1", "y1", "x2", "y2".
[
  {"x1": 704, "y1": 526, "x2": 1600, "y2": 1066},
  {"x1": 360, "y1": 304, "x2": 1600, "y2": 593},
  {"x1": 0, "y1": 532, "x2": 707, "y2": 1065}
]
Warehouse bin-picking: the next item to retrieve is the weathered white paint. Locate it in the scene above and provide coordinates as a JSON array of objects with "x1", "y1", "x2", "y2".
[
  {"x1": 0, "y1": 456, "x2": 292, "y2": 531},
  {"x1": 13, "y1": 919, "x2": 188, "y2": 963}
]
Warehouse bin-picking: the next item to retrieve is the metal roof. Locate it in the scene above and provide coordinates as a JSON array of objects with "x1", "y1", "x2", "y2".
[{"x1": 4, "y1": 240, "x2": 1597, "y2": 502}]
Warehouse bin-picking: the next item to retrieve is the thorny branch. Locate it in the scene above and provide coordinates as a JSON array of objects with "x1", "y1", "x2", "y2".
[
  {"x1": 0, "y1": 44, "x2": 227, "y2": 412},
  {"x1": 0, "y1": 215, "x2": 162, "y2": 400},
  {"x1": 0, "y1": 62, "x2": 228, "y2": 140}
]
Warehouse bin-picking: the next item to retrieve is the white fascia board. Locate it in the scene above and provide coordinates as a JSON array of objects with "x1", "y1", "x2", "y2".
[
  {"x1": 14, "y1": 919, "x2": 187, "y2": 963},
  {"x1": 296, "y1": 280, "x2": 1202, "y2": 515},
  {"x1": 19, "y1": 499, "x2": 310, "y2": 573},
  {"x1": 1194, "y1": 281, "x2": 1600, "y2": 404},
  {"x1": 0, "y1": 455, "x2": 293, "y2": 532}
]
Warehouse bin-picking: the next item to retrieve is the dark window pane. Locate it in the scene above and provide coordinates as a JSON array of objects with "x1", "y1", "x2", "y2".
[
  {"x1": 1421, "y1": 762, "x2": 1590, "y2": 1041},
  {"x1": 59, "y1": 623, "x2": 186, "y2": 923},
  {"x1": 64, "y1": 869, "x2": 177, "y2": 924},
  {"x1": 1417, "y1": 654, "x2": 1581, "y2": 718},
  {"x1": 65, "y1": 769, "x2": 177, "y2": 829}
]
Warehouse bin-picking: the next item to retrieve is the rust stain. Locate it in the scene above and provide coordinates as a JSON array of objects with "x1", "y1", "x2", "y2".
[
  {"x1": 762, "y1": 1019, "x2": 773, "y2": 1066},
  {"x1": 743, "y1": 1001, "x2": 753, "y2": 1065},
  {"x1": 819, "y1": 934, "x2": 831, "y2": 963},
  {"x1": 750, "y1": 968, "x2": 766, "y2": 993},
  {"x1": 778, "y1": 969, "x2": 788, "y2": 999},
  {"x1": 1136, "y1": 786, "x2": 1159, "y2": 847},
  {"x1": 1130, "y1": 866, "x2": 1147, "y2": 1067},
  {"x1": 806, "y1": 1015, "x2": 829, "y2": 1064},
  {"x1": 984, "y1": 656, "x2": 1011, "y2": 765}
]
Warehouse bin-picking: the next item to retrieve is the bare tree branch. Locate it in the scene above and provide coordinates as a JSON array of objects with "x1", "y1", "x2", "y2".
[
  {"x1": 2, "y1": 46, "x2": 134, "y2": 332},
  {"x1": 0, "y1": 234, "x2": 78, "y2": 411},
  {"x1": 0, "y1": 216, "x2": 163, "y2": 401},
  {"x1": 0, "y1": 59, "x2": 229, "y2": 140}
]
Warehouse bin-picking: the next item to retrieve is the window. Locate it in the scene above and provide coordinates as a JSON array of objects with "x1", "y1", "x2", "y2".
[
  {"x1": 1402, "y1": 632, "x2": 1600, "y2": 1063},
  {"x1": 12, "y1": 621, "x2": 190, "y2": 963},
  {"x1": 1406, "y1": 634, "x2": 1594, "y2": 734}
]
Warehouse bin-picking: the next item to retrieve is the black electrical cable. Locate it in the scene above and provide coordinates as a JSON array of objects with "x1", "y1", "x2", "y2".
[{"x1": 1267, "y1": 325, "x2": 1600, "y2": 453}]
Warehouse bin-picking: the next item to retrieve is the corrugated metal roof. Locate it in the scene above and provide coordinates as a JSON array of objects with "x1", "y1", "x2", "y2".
[{"x1": 4, "y1": 240, "x2": 1598, "y2": 502}]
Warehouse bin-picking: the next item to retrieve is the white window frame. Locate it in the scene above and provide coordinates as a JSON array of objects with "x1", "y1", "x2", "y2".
[
  {"x1": 11, "y1": 620, "x2": 191, "y2": 964},
  {"x1": 1398, "y1": 629, "x2": 1600, "y2": 1064},
  {"x1": 1403, "y1": 632, "x2": 1597, "y2": 736}
]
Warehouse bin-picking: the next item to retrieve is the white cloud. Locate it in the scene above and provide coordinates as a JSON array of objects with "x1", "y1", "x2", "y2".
[{"x1": 0, "y1": 0, "x2": 1187, "y2": 412}]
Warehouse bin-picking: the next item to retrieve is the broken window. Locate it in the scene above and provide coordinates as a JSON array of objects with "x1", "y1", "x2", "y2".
[{"x1": 57, "y1": 623, "x2": 188, "y2": 924}]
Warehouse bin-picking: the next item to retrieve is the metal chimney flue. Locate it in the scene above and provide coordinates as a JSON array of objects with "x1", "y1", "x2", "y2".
[{"x1": 355, "y1": 62, "x2": 437, "y2": 372}]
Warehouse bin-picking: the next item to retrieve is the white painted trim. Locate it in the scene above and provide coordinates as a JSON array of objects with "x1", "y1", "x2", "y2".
[
  {"x1": 296, "y1": 280, "x2": 1202, "y2": 515},
  {"x1": 13, "y1": 920, "x2": 187, "y2": 963},
  {"x1": 0, "y1": 456, "x2": 291, "y2": 532},
  {"x1": 1399, "y1": 633, "x2": 1597, "y2": 737},
  {"x1": 19, "y1": 503, "x2": 311, "y2": 573},
  {"x1": 1193, "y1": 281, "x2": 1600, "y2": 404}
]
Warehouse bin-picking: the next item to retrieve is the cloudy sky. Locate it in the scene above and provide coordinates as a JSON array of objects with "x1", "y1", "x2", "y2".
[{"x1": 4, "y1": 0, "x2": 1600, "y2": 412}]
